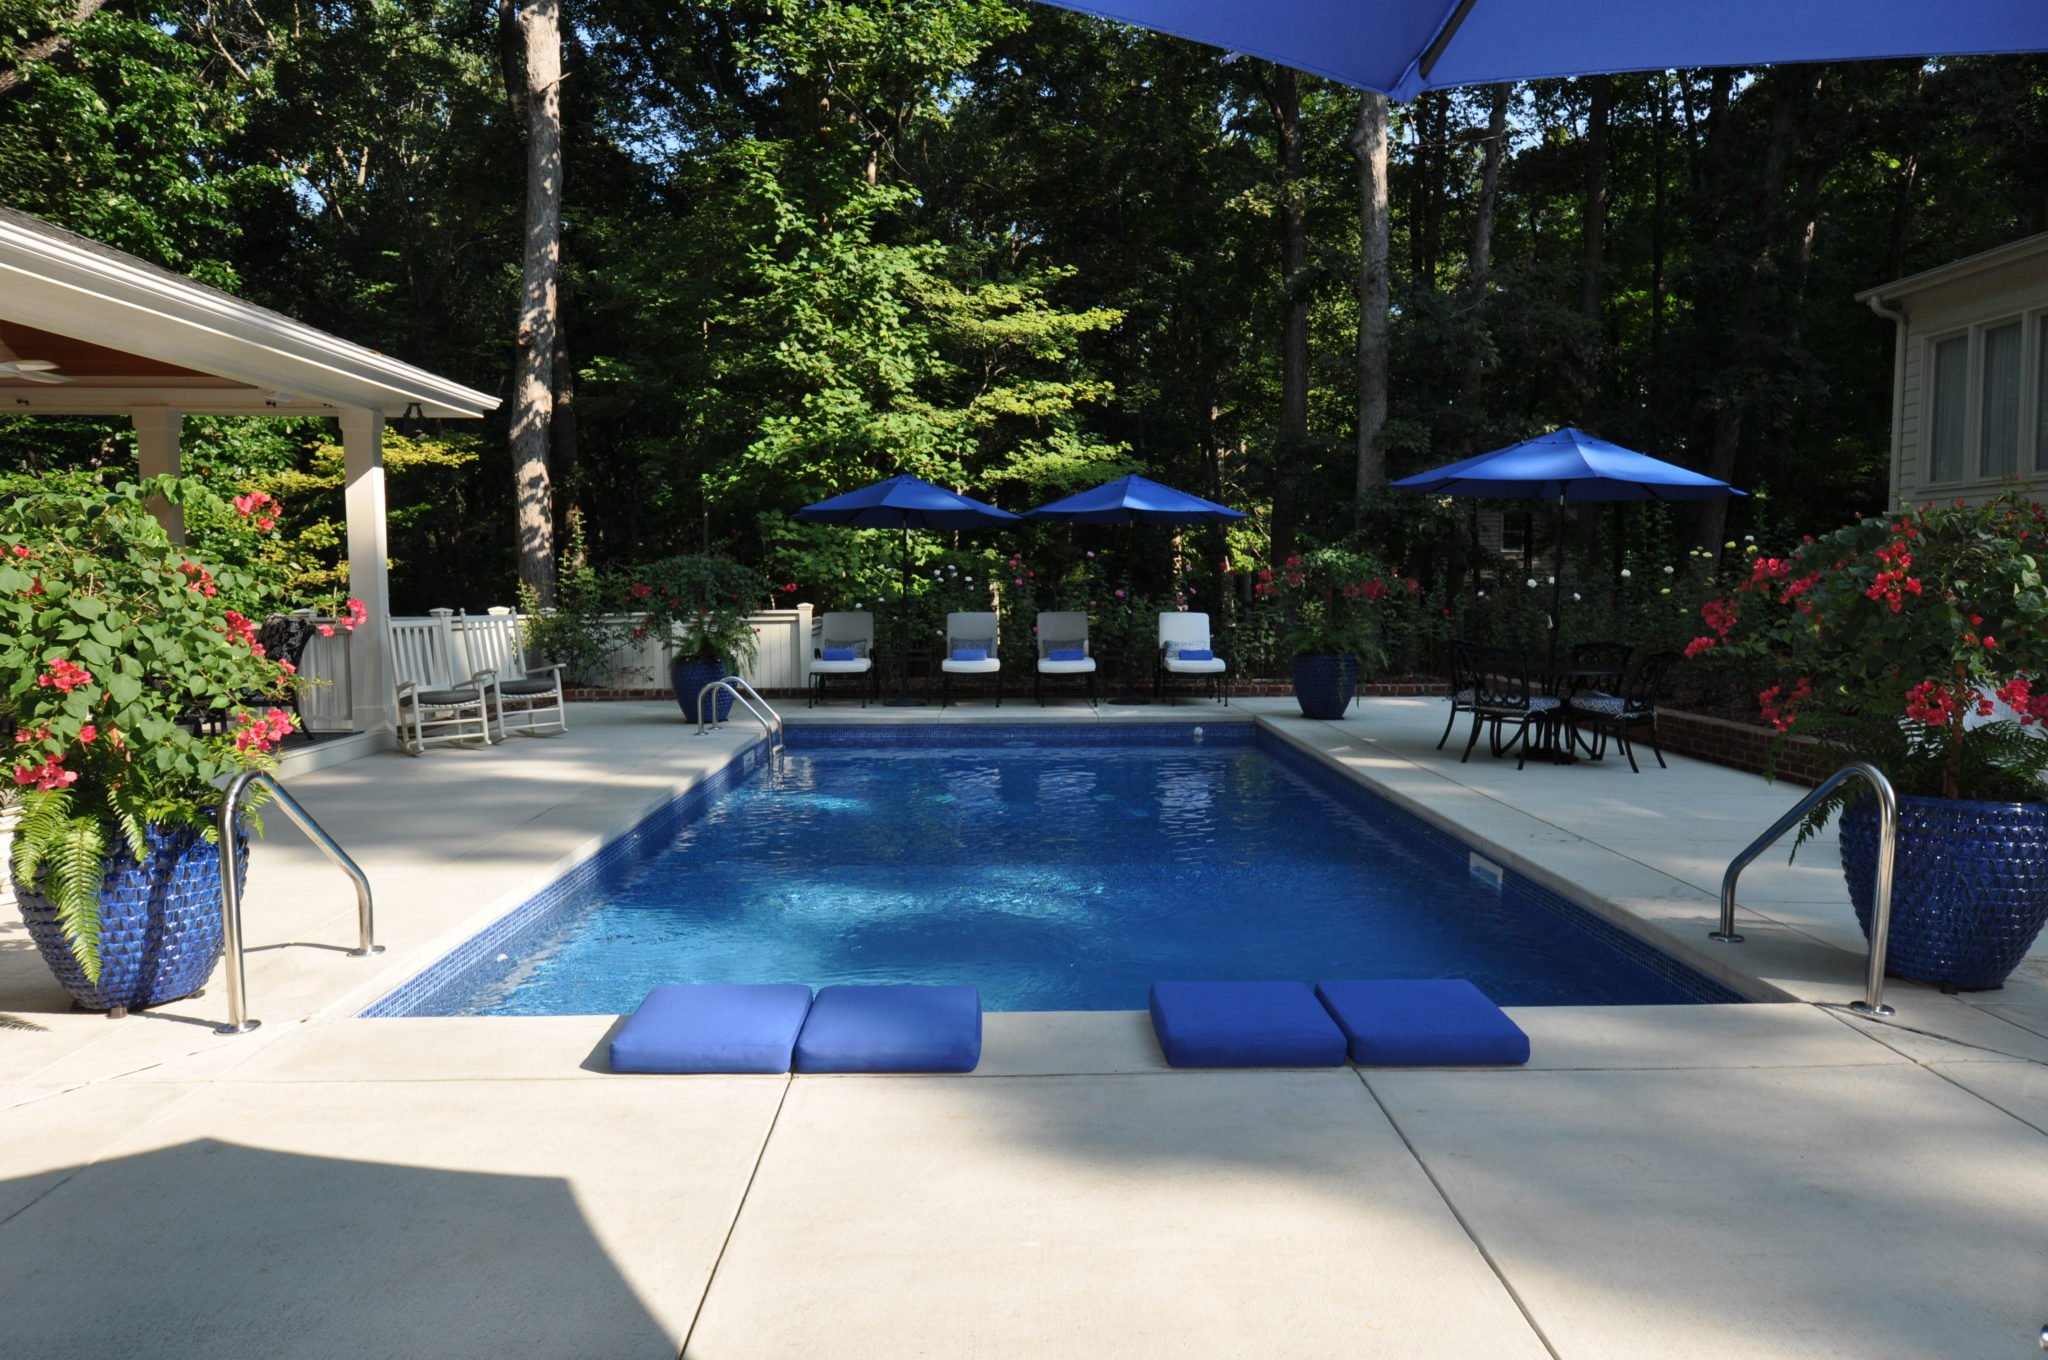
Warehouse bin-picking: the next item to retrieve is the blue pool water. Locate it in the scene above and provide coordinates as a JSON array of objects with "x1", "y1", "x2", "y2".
[{"x1": 411, "y1": 726, "x2": 1730, "y2": 1015}]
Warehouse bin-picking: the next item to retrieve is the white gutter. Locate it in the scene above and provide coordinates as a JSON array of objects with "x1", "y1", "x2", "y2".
[
  {"x1": 1865, "y1": 293, "x2": 1908, "y2": 511},
  {"x1": 0, "y1": 213, "x2": 499, "y2": 419}
]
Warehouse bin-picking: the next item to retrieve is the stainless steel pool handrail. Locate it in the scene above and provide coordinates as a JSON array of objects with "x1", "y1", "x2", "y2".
[
  {"x1": 695, "y1": 677, "x2": 785, "y2": 759},
  {"x1": 215, "y1": 770, "x2": 384, "y2": 1036},
  {"x1": 1710, "y1": 762, "x2": 1897, "y2": 1018}
]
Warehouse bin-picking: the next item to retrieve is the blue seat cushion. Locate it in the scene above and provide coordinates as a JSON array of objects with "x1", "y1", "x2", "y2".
[
  {"x1": 1314, "y1": 979, "x2": 1529, "y2": 1066},
  {"x1": 609, "y1": 983, "x2": 813, "y2": 1074},
  {"x1": 794, "y1": 985, "x2": 982, "y2": 1073},
  {"x1": 1176, "y1": 648, "x2": 1214, "y2": 661},
  {"x1": 1047, "y1": 648, "x2": 1086, "y2": 662},
  {"x1": 1147, "y1": 981, "x2": 1347, "y2": 1068},
  {"x1": 950, "y1": 647, "x2": 988, "y2": 662},
  {"x1": 820, "y1": 646, "x2": 857, "y2": 661}
]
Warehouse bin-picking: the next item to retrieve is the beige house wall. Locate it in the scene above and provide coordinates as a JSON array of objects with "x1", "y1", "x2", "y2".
[{"x1": 1864, "y1": 234, "x2": 2048, "y2": 509}]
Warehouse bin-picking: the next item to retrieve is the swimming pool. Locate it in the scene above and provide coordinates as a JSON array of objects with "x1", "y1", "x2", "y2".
[{"x1": 371, "y1": 724, "x2": 1739, "y2": 1015}]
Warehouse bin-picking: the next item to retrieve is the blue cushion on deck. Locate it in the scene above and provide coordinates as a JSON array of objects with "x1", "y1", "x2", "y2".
[
  {"x1": 1314, "y1": 979, "x2": 1529, "y2": 1066},
  {"x1": 950, "y1": 647, "x2": 988, "y2": 662},
  {"x1": 1176, "y1": 648, "x2": 1214, "y2": 662},
  {"x1": 794, "y1": 985, "x2": 983, "y2": 1073},
  {"x1": 1147, "y1": 981, "x2": 1347, "y2": 1068},
  {"x1": 1047, "y1": 648, "x2": 1086, "y2": 661},
  {"x1": 820, "y1": 646, "x2": 857, "y2": 661},
  {"x1": 609, "y1": 983, "x2": 813, "y2": 1074}
]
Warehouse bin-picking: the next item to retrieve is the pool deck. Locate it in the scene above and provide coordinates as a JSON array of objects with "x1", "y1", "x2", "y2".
[{"x1": 2, "y1": 698, "x2": 2044, "y2": 1358}]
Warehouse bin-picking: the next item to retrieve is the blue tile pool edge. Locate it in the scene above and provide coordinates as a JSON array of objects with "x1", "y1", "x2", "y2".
[
  {"x1": 364, "y1": 718, "x2": 1753, "y2": 1017},
  {"x1": 358, "y1": 737, "x2": 775, "y2": 1018},
  {"x1": 1251, "y1": 721, "x2": 1765, "y2": 1006}
]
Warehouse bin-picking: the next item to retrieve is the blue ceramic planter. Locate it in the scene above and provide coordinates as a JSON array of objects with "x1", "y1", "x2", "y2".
[
  {"x1": 1840, "y1": 795, "x2": 2048, "y2": 991},
  {"x1": 1291, "y1": 655, "x2": 1360, "y2": 720},
  {"x1": 672, "y1": 656, "x2": 735, "y2": 722},
  {"x1": 15, "y1": 822, "x2": 248, "y2": 1012}
]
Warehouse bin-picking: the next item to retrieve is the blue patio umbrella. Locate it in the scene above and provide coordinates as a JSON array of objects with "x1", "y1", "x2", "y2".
[
  {"x1": 1029, "y1": 0, "x2": 2048, "y2": 100},
  {"x1": 795, "y1": 474, "x2": 1020, "y2": 703},
  {"x1": 1392, "y1": 427, "x2": 1742, "y2": 660},
  {"x1": 1024, "y1": 473, "x2": 1249, "y2": 527},
  {"x1": 1026, "y1": 474, "x2": 1246, "y2": 700}
]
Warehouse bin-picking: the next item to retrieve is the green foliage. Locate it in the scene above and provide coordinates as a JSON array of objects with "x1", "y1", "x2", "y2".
[
  {"x1": 517, "y1": 518, "x2": 628, "y2": 684},
  {"x1": 619, "y1": 554, "x2": 770, "y2": 668},
  {"x1": 0, "y1": 477, "x2": 297, "y2": 980},
  {"x1": 1250, "y1": 545, "x2": 1417, "y2": 670},
  {"x1": 1699, "y1": 494, "x2": 2048, "y2": 827}
]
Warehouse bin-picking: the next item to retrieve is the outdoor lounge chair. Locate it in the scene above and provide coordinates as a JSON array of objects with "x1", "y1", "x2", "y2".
[
  {"x1": 458, "y1": 607, "x2": 568, "y2": 739},
  {"x1": 1155, "y1": 611, "x2": 1228, "y2": 705},
  {"x1": 810, "y1": 611, "x2": 879, "y2": 708},
  {"x1": 1033, "y1": 610, "x2": 1098, "y2": 707},
  {"x1": 941, "y1": 611, "x2": 1002, "y2": 707},
  {"x1": 389, "y1": 614, "x2": 494, "y2": 754}
]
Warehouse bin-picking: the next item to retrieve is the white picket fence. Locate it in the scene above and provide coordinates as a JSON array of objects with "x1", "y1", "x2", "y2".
[{"x1": 292, "y1": 605, "x2": 817, "y2": 731}]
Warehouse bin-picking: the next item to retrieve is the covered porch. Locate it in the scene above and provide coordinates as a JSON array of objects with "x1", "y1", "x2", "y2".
[{"x1": 0, "y1": 205, "x2": 500, "y2": 759}]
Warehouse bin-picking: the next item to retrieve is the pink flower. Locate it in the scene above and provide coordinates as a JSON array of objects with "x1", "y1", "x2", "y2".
[
  {"x1": 9, "y1": 545, "x2": 29, "y2": 559},
  {"x1": 37, "y1": 657, "x2": 93, "y2": 693},
  {"x1": 232, "y1": 490, "x2": 275, "y2": 518},
  {"x1": 317, "y1": 624, "x2": 336, "y2": 638},
  {"x1": 256, "y1": 516, "x2": 276, "y2": 532},
  {"x1": 1115, "y1": 589, "x2": 1126, "y2": 599},
  {"x1": 12, "y1": 756, "x2": 76, "y2": 790},
  {"x1": 77, "y1": 724, "x2": 96, "y2": 744},
  {"x1": 1683, "y1": 636, "x2": 1716, "y2": 659}
]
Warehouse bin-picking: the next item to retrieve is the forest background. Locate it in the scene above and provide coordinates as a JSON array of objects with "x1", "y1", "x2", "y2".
[{"x1": 3, "y1": 0, "x2": 2045, "y2": 673}]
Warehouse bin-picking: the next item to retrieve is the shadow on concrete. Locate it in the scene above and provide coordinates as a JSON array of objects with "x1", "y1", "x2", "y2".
[{"x1": 0, "y1": 1138, "x2": 676, "y2": 1359}]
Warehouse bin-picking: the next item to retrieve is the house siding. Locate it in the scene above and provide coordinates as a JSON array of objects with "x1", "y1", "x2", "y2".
[{"x1": 1880, "y1": 240, "x2": 2048, "y2": 509}]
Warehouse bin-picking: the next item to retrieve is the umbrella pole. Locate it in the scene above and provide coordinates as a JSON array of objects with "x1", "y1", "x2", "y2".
[
  {"x1": 885, "y1": 522, "x2": 922, "y2": 706},
  {"x1": 1548, "y1": 490, "x2": 1565, "y2": 669}
]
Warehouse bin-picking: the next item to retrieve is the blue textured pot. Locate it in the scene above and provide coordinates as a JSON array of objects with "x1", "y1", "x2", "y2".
[
  {"x1": 1291, "y1": 654, "x2": 1360, "y2": 720},
  {"x1": 14, "y1": 822, "x2": 248, "y2": 1012},
  {"x1": 1840, "y1": 796, "x2": 2048, "y2": 991},
  {"x1": 672, "y1": 656, "x2": 735, "y2": 722}
]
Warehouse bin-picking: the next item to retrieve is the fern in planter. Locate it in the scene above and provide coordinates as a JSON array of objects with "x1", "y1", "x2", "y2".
[{"x1": 2, "y1": 476, "x2": 301, "y2": 984}]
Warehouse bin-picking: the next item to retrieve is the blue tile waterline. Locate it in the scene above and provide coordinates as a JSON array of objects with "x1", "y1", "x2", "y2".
[{"x1": 365, "y1": 723, "x2": 1744, "y2": 1016}]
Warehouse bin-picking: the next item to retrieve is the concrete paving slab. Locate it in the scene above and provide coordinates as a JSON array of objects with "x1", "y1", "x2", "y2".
[
  {"x1": 1506, "y1": 1002, "x2": 1905, "y2": 1070},
  {"x1": 0, "y1": 1076, "x2": 784, "y2": 1359},
  {"x1": 686, "y1": 1071, "x2": 1551, "y2": 1359},
  {"x1": 1367, "y1": 1062, "x2": 2048, "y2": 1360},
  {"x1": 0, "y1": 1080, "x2": 199, "y2": 1220},
  {"x1": 1927, "y1": 1060, "x2": 2048, "y2": 1135},
  {"x1": 223, "y1": 1015, "x2": 626, "y2": 1081},
  {"x1": 973, "y1": 1009, "x2": 1170, "y2": 1076}
]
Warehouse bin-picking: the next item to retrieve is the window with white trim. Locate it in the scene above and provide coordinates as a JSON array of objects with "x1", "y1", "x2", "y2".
[
  {"x1": 1981, "y1": 320, "x2": 2022, "y2": 478},
  {"x1": 1928, "y1": 333, "x2": 1968, "y2": 484},
  {"x1": 1922, "y1": 313, "x2": 2048, "y2": 486}
]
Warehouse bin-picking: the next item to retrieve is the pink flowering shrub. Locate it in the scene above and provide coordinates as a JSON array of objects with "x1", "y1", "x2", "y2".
[
  {"x1": 2, "y1": 476, "x2": 299, "y2": 981},
  {"x1": 1252, "y1": 545, "x2": 1420, "y2": 668},
  {"x1": 1695, "y1": 493, "x2": 2048, "y2": 811}
]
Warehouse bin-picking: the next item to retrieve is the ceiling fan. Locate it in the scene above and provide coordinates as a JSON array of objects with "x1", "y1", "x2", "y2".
[{"x1": 0, "y1": 337, "x2": 71, "y2": 384}]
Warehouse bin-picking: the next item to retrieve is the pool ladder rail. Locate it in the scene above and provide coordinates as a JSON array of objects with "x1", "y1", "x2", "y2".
[
  {"x1": 214, "y1": 770, "x2": 383, "y2": 1036},
  {"x1": 1710, "y1": 762, "x2": 1897, "y2": 1018},
  {"x1": 695, "y1": 677, "x2": 786, "y2": 761}
]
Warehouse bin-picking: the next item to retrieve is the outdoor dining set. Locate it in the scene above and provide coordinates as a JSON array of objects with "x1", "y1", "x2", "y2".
[{"x1": 1441, "y1": 639, "x2": 1680, "y2": 773}]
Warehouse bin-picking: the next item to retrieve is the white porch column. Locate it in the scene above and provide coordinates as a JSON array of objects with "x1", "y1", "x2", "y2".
[
  {"x1": 131, "y1": 406, "x2": 184, "y2": 543},
  {"x1": 339, "y1": 407, "x2": 393, "y2": 735}
]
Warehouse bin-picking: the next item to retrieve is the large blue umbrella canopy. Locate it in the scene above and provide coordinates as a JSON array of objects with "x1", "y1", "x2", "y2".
[
  {"x1": 1390, "y1": 427, "x2": 1744, "y2": 503},
  {"x1": 793, "y1": 473, "x2": 1020, "y2": 530},
  {"x1": 1393, "y1": 428, "x2": 1741, "y2": 663},
  {"x1": 1024, "y1": 474, "x2": 1247, "y2": 525},
  {"x1": 1030, "y1": 1, "x2": 2047, "y2": 100}
]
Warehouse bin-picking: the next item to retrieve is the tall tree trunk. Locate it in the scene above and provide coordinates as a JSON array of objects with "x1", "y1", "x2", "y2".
[
  {"x1": 1454, "y1": 85, "x2": 1510, "y2": 458},
  {"x1": 1650, "y1": 75, "x2": 1669, "y2": 377},
  {"x1": 1577, "y1": 75, "x2": 1611, "y2": 428},
  {"x1": 1349, "y1": 90, "x2": 1391, "y2": 513},
  {"x1": 511, "y1": 0, "x2": 562, "y2": 605},
  {"x1": 0, "y1": 0, "x2": 107, "y2": 99},
  {"x1": 550, "y1": 289, "x2": 580, "y2": 551},
  {"x1": 1692, "y1": 70, "x2": 1816, "y2": 555},
  {"x1": 1886, "y1": 69, "x2": 1926, "y2": 279},
  {"x1": 1266, "y1": 65, "x2": 1308, "y2": 569}
]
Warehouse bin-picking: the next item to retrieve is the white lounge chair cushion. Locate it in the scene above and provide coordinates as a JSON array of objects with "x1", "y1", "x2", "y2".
[
  {"x1": 942, "y1": 657, "x2": 1001, "y2": 675},
  {"x1": 811, "y1": 658, "x2": 873, "y2": 675},
  {"x1": 1165, "y1": 656, "x2": 1227, "y2": 675},
  {"x1": 1037, "y1": 657, "x2": 1097, "y2": 674}
]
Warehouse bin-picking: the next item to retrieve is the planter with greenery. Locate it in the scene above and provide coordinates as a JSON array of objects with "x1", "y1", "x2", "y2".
[
  {"x1": 623, "y1": 554, "x2": 768, "y2": 721},
  {"x1": 2, "y1": 478, "x2": 300, "y2": 1012},
  {"x1": 1695, "y1": 494, "x2": 2048, "y2": 989},
  {"x1": 1254, "y1": 548, "x2": 1415, "y2": 720}
]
